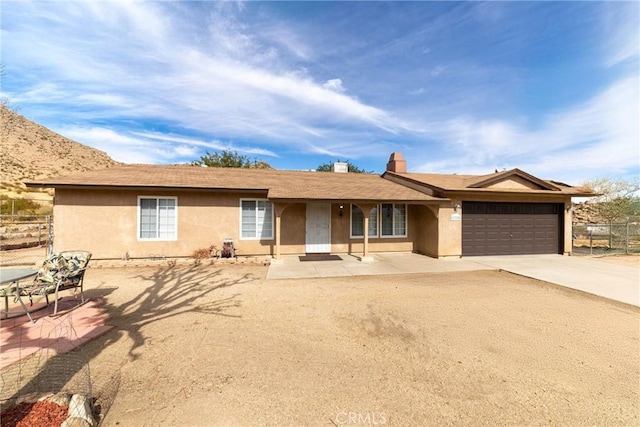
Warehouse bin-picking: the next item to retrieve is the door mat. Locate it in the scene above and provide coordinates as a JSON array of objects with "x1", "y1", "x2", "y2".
[{"x1": 299, "y1": 254, "x2": 343, "y2": 262}]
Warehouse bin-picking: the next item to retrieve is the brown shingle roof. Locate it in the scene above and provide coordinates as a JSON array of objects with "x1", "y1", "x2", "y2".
[
  {"x1": 385, "y1": 169, "x2": 593, "y2": 196},
  {"x1": 26, "y1": 164, "x2": 443, "y2": 202}
]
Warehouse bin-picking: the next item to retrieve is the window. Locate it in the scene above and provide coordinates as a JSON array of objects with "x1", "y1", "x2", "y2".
[
  {"x1": 381, "y1": 203, "x2": 406, "y2": 237},
  {"x1": 351, "y1": 203, "x2": 406, "y2": 238},
  {"x1": 350, "y1": 205, "x2": 378, "y2": 238},
  {"x1": 138, "y1": 197, "x2": 177, "y2": 240},
  {"x1": 241, "y1": 199, "x2": 273, "y2": 239}
]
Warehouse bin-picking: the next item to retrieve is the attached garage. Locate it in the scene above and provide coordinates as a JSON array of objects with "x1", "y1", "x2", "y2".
[
  {"x1": 462, "y1": 202, "x2": 563, "y2": 256},
  {"x1": 383, "y1": 163, "x2": 592, "y2": 258}
]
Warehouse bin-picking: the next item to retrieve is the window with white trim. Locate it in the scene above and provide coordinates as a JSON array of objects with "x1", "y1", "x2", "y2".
[
  {"x1": 351, "y1": 203, "x2": 406, "y2": 238},
  {"x1": 381, "y1": 203, "x2": 406, "y2": 237},
  {"x1": 350, "y1": 205, "x2": 378, "y2": 238},
  {"x1": 240, "y1": 199, "x2": 273, "y2": 239},
  {"x1": 138, "y1": 197, "x2": 177, "y2": 240}
]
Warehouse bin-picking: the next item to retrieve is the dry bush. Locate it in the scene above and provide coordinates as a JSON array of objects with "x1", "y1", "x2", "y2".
[{"x1": 191, "y1": 248, "x2": 211, "y2": 264}]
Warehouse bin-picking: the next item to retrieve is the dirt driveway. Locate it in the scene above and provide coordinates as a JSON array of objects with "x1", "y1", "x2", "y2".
[{"x1": 70, "y1": 263, "x2": 640, "y2": 426}]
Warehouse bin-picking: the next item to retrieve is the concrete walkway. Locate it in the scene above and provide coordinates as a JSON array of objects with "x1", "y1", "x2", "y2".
[
  {"x1": 267, "y1": 253, "x2": 640, "y2": 307},
  {"x1": 267, "y1": 252, "x2": 493, "y2": 279}
]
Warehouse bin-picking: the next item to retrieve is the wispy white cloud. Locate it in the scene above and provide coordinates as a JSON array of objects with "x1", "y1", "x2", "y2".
[
  {"x1": 75, "y1": 94, "x2": 133, "y2": 108},
  {"x1": 3, "y1": 0, "x2": 405, "y2": 162},
  {"x1": 131, "y1": 131, "x2": 279, "y2": 157},
  {"x1": 414, "y1": 76, "x2": 639, "y2": 183},
  {"x1": 322, "y1": 79, "x2": 347, "y2": 93},
  {"x1": 601, "y1": 1, "x2": 639, "y2": 68},
  {"x1": 12, "y1": 84, "x2": 68, "y2": 104},
  {"x1": 58, "y1": 127, "x2": 161, "y2": 164},
  {"x1": 2, "y1": 1, "x2": 638, "y2": 181}
]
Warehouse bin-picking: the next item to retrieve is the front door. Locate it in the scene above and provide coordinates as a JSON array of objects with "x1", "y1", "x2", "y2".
[{"x1": 306, "y1": 202, "x2": 331, "y2": 253}]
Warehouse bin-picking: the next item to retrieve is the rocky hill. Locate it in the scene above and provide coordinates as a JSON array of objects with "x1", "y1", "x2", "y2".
[
  {"x1": 0, "y1": 105, "x2": 120, "y2": 199},
  {"x1": 572, "y1": 202, "x2": 605, "y2": 224}
]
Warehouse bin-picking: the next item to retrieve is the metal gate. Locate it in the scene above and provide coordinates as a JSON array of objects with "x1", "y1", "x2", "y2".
[
  {"x1": 572, "y1": 223, "x2": 640, "y2": 255},
  {"x1": 0, "y1": 215, "x2": 53, "y2": 266}
]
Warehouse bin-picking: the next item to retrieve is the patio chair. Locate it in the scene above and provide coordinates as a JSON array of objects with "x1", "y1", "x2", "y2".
[{"x1": 28, "y1": 251, "x2": 92, "y2": 315}]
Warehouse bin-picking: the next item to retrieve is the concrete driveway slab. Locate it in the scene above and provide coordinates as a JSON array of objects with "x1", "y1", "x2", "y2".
[
  {"x1": 469, "y1": 255, "x2": 640, "y2": 307},
  {"x1": 268, "y1": 252, "x2": 639, "y2": 307}
]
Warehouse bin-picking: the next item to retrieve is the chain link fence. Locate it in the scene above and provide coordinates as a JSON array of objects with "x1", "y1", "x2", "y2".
[
  {"x1": 0, "y1": 215, "x2": 53, "y2": 266},
  {"x1": 572, "y1": 223, "x2": 640, "y2": 256}
]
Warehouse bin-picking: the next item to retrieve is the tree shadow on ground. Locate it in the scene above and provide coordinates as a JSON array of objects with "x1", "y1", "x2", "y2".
[
  {"x1": 0, "y1": 264, "x2": 256, "y2": 420},
  {"x1": 113, "y1": 265, "x2": 249, "y2": 361}
]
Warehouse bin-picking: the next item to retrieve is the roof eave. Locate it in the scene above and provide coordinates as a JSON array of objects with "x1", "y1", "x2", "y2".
[
  {"x1": 382, "y1": 171, "x2": 447, "y2": 194},
  {"x1": 268, "y1": 197, "x2": 449, "y2": 204},
  {"x1": 442, "y1": 188, "x2": 590, "y2": 197},
  {"x1": 25, "y1": 182, "x2": 269, "y2": 193}
]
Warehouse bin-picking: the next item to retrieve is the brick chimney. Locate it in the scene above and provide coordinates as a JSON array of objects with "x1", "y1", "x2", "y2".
[{"x1": 386, "y1": 152, "x2": 406, "y2": 173}]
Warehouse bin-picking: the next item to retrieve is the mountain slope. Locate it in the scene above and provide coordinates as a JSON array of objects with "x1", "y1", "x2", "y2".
[{"x1": 0, "y1": 105, "x2": 120, "y2": 195}]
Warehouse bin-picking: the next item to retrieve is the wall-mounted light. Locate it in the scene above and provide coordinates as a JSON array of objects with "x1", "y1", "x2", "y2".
[
  {"x1": 453, "y1": 204, "x2": 461, "y2": 213},
  {"x1": 339, "y1": 204, "x2": 344, "y2": 217}
]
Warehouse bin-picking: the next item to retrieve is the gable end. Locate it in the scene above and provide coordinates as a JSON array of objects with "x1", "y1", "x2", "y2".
[{"x1": 467, "y1": 169, "x2": 561, "y2": 191}]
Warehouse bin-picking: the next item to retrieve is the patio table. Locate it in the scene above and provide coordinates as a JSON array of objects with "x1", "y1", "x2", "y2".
[{"x1": 0, "y1": 268, "x2": 38, "y2": 323}]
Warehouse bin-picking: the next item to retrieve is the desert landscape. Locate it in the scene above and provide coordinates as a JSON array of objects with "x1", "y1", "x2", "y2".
[
  {"x1": 7, "y1": 261, "x2": 632, "y2": 426},
  {"x1": 1, "y1": 92, "x2": 637, "y2": 427},
  {"x1": 0, "y1": 105, "x2": 119, "y2": 203}
]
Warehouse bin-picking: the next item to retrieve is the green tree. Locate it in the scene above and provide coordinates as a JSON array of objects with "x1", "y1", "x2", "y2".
[
  {"x1": 191, "y1": 149, "x2": 272, "y2": 169},
  {"x1": 316, "y1": 160, "x2": 370, "y2": 173},
  {"x1": 582, "y1": 177, "x2": 640, "y2": 247},
  {"x1": 583, "y1": 178, "x2": 640, "y2": 223}
]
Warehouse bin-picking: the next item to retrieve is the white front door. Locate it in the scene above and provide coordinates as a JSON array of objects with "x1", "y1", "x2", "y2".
[{"x1": 306, "y1": 202, "x2": 331, "y2": 253}]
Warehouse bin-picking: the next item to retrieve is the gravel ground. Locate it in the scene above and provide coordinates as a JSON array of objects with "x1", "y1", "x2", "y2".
[{"x1": 69, "y1": 261, "x2": 640, "y2": 426}]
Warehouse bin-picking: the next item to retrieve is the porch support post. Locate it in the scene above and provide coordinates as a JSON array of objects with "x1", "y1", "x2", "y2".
[
  {"x1": 363, "y1": 214, "x2": 370, "y2": 258},
  {"x1": 354, "y1": 203, "x2": 377, "y2": 262},
  {"x1": 276, "y1": 215, "x2": 282, "y2": 259}
]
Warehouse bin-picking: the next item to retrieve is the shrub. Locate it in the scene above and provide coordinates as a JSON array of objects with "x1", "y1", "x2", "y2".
[
  {"x1": 0, "y1": 197, "x2": 42, "y2": 215},
  {"x1": 191, "y1": 248, "x2": 211, "y2": 260}
]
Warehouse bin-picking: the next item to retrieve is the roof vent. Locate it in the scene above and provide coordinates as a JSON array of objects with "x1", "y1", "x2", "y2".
[
  {"x1": 386, "y1": 152, "x2": 406, "y2": 173},
  {"x1": 332, "y1": 162, "x2": 348, "y2": 173}
]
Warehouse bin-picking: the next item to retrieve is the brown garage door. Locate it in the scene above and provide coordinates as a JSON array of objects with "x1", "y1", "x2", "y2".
[{"x1": 462, "y1": 202, "x2": 562, "y2": 256}]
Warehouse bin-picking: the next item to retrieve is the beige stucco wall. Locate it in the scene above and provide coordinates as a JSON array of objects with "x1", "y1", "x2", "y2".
[
  {"x1": 407, "y1": 204, "x2": 439, "y2": 257},
  {"x1": 53, "y1": 189, "x2": 277, "y2": 259},
  {"x1": 437, "y1": 201, "x2": 463, "y2": 257},
  {"x1": 53, "y1": 188, "x2": 571, "y2": 260},
  {"x1": 486, "y1": 177, "x2": 544, "y2": 190},
  {"x1": 53, "y1": 191, "x2": 429, "y2": 259},
  {"x1": 562, "y1": 203, "x2": 572, "y2": 255}
]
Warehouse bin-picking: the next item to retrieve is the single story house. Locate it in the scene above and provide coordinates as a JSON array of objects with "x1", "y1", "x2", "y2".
[{"x1": 26, "y1": 152, "x2": 592, "y2": 260}]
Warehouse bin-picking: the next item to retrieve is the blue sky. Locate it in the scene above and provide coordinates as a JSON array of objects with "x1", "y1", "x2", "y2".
[{"x1": 2, "y1": 1, "x2": 638, "y2": 185}]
